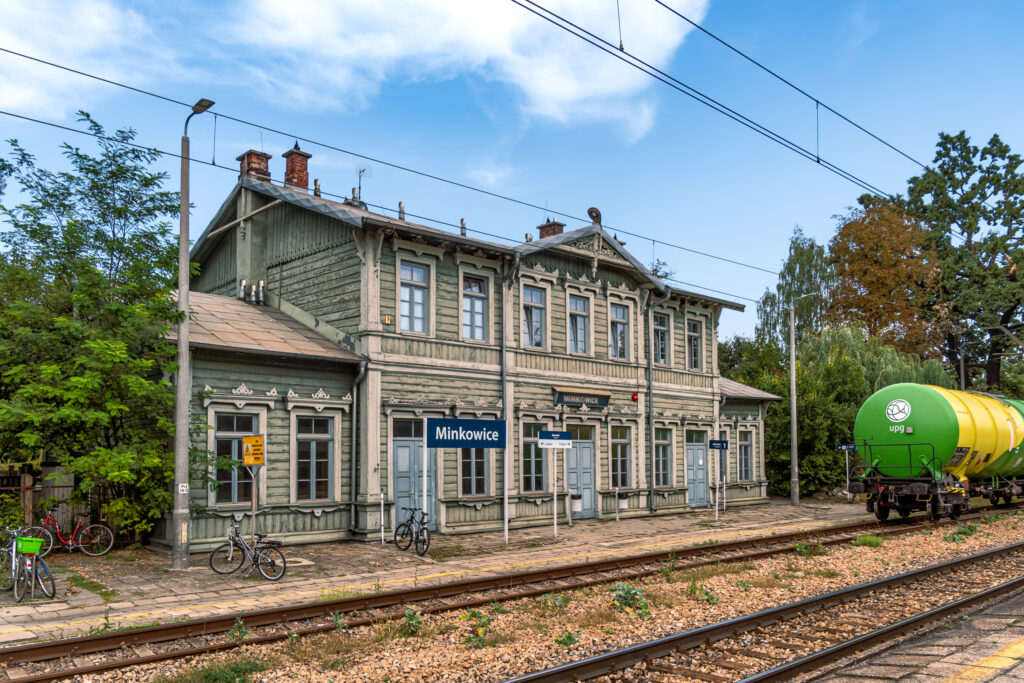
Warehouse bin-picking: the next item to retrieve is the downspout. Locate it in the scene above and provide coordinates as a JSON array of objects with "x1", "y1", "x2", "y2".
[
  {"x1": 648, "y1": 285, "x2": 672, "y2": 513},
  {"x1": 720, "y1": 392, "x2": 727, "y2": 512},
  {"x1": 350, "y1": 359, "x2": 368, "y2": 533},
  {"x1": 501, "y1": 253, "x2": 521, "y2": 546}
]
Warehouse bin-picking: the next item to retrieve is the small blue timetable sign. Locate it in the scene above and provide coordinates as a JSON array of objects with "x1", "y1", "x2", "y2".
[
  {"x1": 539, "y1": 431, "x2": 572, "y2": 449},
  {"x1": 426, "y1": 418, "x2": 506, "y2": 448},
  {"x1": 837, "y1": 443, "x2": 858, "y2": 451},
  {"x1": 709, "y1": 439, "x2": 728, "y2": 450}
]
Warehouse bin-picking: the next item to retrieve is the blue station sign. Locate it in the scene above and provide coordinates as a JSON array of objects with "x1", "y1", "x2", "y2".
[
  {"x1": 837, "y1": 443, "x2": 858, "y2": 451},
  {"x1": 426, "y1": 418, "x2": 506, "y2": 448},
  {"x1": 708, "y1": 439, "x2": 728, "y2": 450}
]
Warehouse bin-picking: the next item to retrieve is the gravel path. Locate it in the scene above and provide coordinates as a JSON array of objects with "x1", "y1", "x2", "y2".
[{"x1": 74, "y1": 512, "x2": 1024, "y2": 683}]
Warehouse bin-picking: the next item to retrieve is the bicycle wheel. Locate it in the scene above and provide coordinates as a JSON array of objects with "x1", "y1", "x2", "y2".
[
  {"x1": 25, "y1": 527, "x2": 53, "y2": 558},
  {"x1": 35, "y1": 558, "x2": 55, "y2": 599},
  {"x1": 78, "y1": 524, "x2": 114, "y2": 556},
  {"x1": 394, "y1": 523, "x2": 413, "y2": 551},
  {"x1": 12, "y1": 557, "x2": 28, "y2": 603},
  {"x1": 209, "y1": 542, "x2": 245, "y2": 574},
  {"x1": 414, "y1": 527, "x2": 431, "y2": 556},
  {"x1": 256, "y1": 546, "x2": 287, "y2": 581},
  {"x1": 0, "y1": 547, "x2": 13, "y2": 591}
]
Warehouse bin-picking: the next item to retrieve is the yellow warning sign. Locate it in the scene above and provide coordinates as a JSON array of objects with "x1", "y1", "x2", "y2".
[{"x1": 242, "y1": 435, "x2": 265, "y2": 466}]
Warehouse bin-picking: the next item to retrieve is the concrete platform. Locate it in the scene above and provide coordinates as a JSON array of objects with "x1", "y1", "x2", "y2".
[{"x1": 0, "y1": 499, "x2": 873, "y2": 643}]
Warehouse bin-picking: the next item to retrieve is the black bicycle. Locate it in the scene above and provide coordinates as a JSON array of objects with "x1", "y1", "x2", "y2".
[
  {"x1": 394, "y1": 506, "x2": 430, "y2": 556},
  {"x1": 208, "y1": 520, "x2": 287, "y2": 580}
]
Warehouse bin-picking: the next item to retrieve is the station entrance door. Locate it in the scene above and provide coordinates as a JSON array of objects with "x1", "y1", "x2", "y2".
[
  {"x1": 686, "y1": 430, "x2": 708, "y2": 508},
  {"x1": 567, "y1": 424, "x2": 596, "y2": 518}
]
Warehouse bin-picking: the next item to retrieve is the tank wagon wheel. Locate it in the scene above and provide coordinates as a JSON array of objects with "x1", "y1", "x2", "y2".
[
  {"x1": 990, "y1": 493, "x2": 1000, "y2": 506},
  {"x1": 865, "y1": 498, "x2": 875, "y2": 514},
  {"x1": 1003, "y1": 494, "x2": 1013, "y2": 505},
  {"x1": 874, "y1": 502, "x2": 891, "y2": 522},
  {"x1": 898, "y1": 506, "x2": 912, "y2": 520},
  {"x1": 926, "y1": 498, "x2": 940, "y2": 523},
  {"x1": 950, "y1": 504, "x2": 963, "y2": 520}
]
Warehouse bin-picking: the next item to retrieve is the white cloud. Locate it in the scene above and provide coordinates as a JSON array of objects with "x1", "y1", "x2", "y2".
[
  {"x1": 224, "y1": 0, "x2": 708, "y2": 138},
  {"x1": 0, "y1": 0, "x2": 174, "y2": 119},
  {"x1": 467, "y1": 163, "x2": 515, "y2": 188}
]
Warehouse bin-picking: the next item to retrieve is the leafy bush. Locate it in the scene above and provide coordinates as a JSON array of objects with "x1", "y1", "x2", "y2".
[
  {"x1": 686, "y1": 581, "x2": 720, "y2": 605},
  {"x1": 542, "y1": 593, "x2": 571, "y2": 609},
  {"x1": 401, "y1": 609, "x2": 423, "y2": 636},
  {"x1": 0, "y1": 493, "x2": 23, "y2": 528},
  {"x1": 609, "y1": 582, "x2": 651, "y2": 620},
  {"x1": 554, "y1": 631, "x2": 580, "y2": 648},
  {"x1": 460, "y1": 609, "x2": 494, "y2": 649},
  {"x1": 794, "y1": 540, "x2": 827, "y2": 558}
]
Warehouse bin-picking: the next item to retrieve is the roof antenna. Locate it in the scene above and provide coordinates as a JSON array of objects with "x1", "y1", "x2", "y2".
[
  {"x1": 616, "y1": 0, "x2": 624, "y2": 51},
  {"x1": 357, "y1": 168, "x2": 366, "y2": 200}
]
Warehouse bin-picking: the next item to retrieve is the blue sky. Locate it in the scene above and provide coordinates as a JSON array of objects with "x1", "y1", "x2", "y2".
[{"x1": 1, "y1": 0, "x2": 1022, "y2": 339}]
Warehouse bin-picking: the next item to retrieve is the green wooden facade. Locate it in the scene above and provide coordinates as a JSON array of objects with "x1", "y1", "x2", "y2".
[{"x1": 173, "y1": 150, "x2": 777, "y2": 548}]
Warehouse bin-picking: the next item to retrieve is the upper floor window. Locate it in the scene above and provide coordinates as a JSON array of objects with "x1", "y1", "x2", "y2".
[
  {"x1": 739, "y1": 431, "x2": 752, "y2": 480},
  {"x1": 687, "y1": 320, "x2": 703, "y2": 371},
  {"x1": 569, "y1": 295, "x2": 589, "y2": 354},
  {"x1": 462, "y1": 276, "x2": 487, "y2": 341},
  {"x1": 653, "y1": 313, "x2": 669, "y2": 366},
  {"x1": 609, "y1": 304, "x2": 629, "y2": 359},
  {"x1": 400, "y1": 263, "x2": 428, "y2": 333},
  {"x1": 297, "y1": 416, "x2": 332, "y2": 501},
  {"x1": 214, "y1": 413, "x2": 256, "y2": 505},
  {"x1": 522, "y1": 286, "x2": 546, "y2": 348}
]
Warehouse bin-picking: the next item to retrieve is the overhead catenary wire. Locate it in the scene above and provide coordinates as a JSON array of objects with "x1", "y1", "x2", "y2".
[
  {"x1": 0, "y1": 45, "x2": 781, "y2": 277},
  {"x1": 0, "y1": 108, "x2": 762, "y2": 305}
]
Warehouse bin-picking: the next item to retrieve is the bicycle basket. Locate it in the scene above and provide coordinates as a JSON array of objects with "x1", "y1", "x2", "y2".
[{"x1": 15, "y1": 537, "x2": 43, "y2": 555}]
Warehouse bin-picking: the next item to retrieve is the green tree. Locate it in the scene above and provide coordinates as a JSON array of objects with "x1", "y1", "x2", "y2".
[
  {"x1": 756, "y1": 228, "x2": 835, "y2": 350},
  {"x1": 0, "y1": 113, "x2": 181, "y2": 539},
  {"x1": 902, "y1": 131, "x2": 1024, "y2": 390}
]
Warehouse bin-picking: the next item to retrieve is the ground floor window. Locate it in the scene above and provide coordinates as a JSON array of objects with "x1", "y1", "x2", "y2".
[
  {"x1": 522, "y1": 423, "x2": 546, "y2": 492},
  {"x1": 461, "y1": 448, "x2": 486, "y2": 496},
  {"x1": 739, "y1": 431, "x2": 753, "y2": 480},
  {"x1": 719, "y1": 429, "x2": 729, "y2": 482},
  {"x1": 297, "y1": 416, "x2": 332, "y2": 501},
  {"x1": 214, "y1": 413, "x2": 256, "y2": 504},
  {"x1": 686, "y1": 430, "x2": 706, "y2": 444},
  {"x1": 654, "y1": 428, "x2": 672, "y2": 487},
  {"x1": 611, "y1": 425, "x2": 630, "y2": 488}
]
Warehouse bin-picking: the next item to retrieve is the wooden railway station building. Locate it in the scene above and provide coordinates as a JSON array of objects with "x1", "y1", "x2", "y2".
[{"x1": 156, "y1": 147, "x2": 779, "y2": 550}]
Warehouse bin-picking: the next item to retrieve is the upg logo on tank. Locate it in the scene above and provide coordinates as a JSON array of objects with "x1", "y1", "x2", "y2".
[{"x1": 886, "y1": 399, "x2": 911, "y2": 423}]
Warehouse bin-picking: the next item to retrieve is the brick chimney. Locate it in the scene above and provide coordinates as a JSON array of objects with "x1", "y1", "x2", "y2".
[
  {"x1": 282, "y1": 142, "x2": 312, "y2": 191},
  {"x1": 537, "y1": 219, "x2": 565, "y2": 239},
  {"x1": 236, "y1": 150, "x2": 271, "y2": 182}
]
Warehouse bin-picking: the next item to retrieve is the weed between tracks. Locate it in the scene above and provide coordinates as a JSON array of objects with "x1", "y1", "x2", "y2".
[{"x1": 154, "y1": 655, "x2": 272, "y2": 682}]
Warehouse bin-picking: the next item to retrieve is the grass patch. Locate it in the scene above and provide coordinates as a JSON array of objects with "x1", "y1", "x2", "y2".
[
  {"x1": 66, "y1": 574, "x2": 117, "y2": 603},
  {"x1": 807, "y1": 569, "x2": 840, "y2": 579},
  {"x1": 664, "y1": 561, "x2": 751, "y2": 584},
  {"x1": 318, "y1": 588, "x2": 362, "y2": 602},
  {"x1": 426, "y1": 544, "x2": 466, "y2": 561},
  {"x1": 794, "y1": 540, "x2": 827, "y2": 558},
  {"x1": 853, "y1": 534, "x2": 884, "y2": 548},
  {"x1": 576, "y1": 606, "x2": 621, "y2": 629},
  {"x1": 692, "y1": 539, "x2": 719, "y2": 547},
  {"x1": 154, "y1": 656, "x2": 270, "y2": 683},
  {"x1": 747, "y1": 576, "x2": 792, "y2": 590}
]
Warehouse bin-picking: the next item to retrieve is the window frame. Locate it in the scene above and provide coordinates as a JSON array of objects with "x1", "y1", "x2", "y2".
[
  {"x1": 718, "y1": 429, "x2": 729, "y2": 483},
  {"x1": 567, "y1": 292, "x2": 593, "y2": 356},
  {"x1": 521, "y1": 422, "x2": 548, "y2": 493},
  {"x1": 396, "y1": 254, "x2": 435, "y2": 336},
  {"x1": 458, "y1": 265, "x2": 494, "y2": 343},
  {"x1": 652, "y1": 311, "x2": 671, "y2": 366},
  {"x1": 654, "y1": 427, "x2": 673, "y2": 488},
  {"x1": 687, "y1": 318, "x2": 704, "y2": 371},
  {"x1": 521, "y1": 284, "x2": 547, "y2": 350},
  {"x1": 207, "y1": 404, "x2": 267, "y2": 509},
  {"x1": 460, "y1": 447, "x2": 488, "y2": 497},
  {"x1": 739, "y1": 430, "x2": 753, "y2": 481},
  {"x1": 608, "y1": 302, "x2": 630, "y2": 361},
  {"x1": 610, "y1": 425, "x2": 631, "y2": 489},
  {"x1": 290, "y1": 410, "x2": 343, "y2": 504}
]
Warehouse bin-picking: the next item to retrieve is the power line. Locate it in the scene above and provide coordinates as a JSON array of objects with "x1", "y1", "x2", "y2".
[
  {"x1": 652, "y1": 0, "x2": 930, "y2": 170},
  {"x1": 511, "y1": 0, "x2": 890, "y2": 198},
  {"x1": 1, "y1": 108, "x2": 764, "y2": 305},
  {"x1": 0, "y1": 46, "x2": 781, "y2": 277}
]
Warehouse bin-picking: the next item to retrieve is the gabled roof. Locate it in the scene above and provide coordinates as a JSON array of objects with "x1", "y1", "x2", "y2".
[
  {"x1": 169, "y1": 291, "x2": 364, "y2": 364},
  {"x1": 720, "y1": 377, "x2": 782, "y2": 401},
  {"x1": 191, "y1": 176, "x2": 744, "y2": 312}
]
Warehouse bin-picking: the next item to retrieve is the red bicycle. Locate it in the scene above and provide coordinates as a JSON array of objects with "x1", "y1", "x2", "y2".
[{"x1": 31, "y1": 508, "x2": 114, "y2": 558}]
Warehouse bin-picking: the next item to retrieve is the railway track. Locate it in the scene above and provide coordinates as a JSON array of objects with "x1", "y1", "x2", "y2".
[
  {"x1": 507, "y1": 541, "x2": 1024, "y2": 683},
  {"x1": 0, "y1": 506, "x2": 1015, "y2": 682}
]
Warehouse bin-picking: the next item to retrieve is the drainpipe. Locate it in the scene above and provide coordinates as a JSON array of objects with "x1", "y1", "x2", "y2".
[
  {"x1": 350, "y1": 359, "x2": 368, "y2": 533},
  {"x1": 720, "y1": 393, "x2": 727, "y2": 512},
  {"x1": 648, "y1": 286, "x2": 671, "y2": 513},
  {"x1": 501, "y1": 253, "x2": 521, "y2": 546}
]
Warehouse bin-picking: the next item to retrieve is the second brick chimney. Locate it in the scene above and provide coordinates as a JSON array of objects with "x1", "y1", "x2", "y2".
[
  {"x1": 283, "y1": 142, "x2": 312, "y2": 192},
  {"x1": 537, "y1": 219, "x2": 565, "y2": 239},
  {"x1": 236, "y1": 150, "x2": 271, "y2": 182}
]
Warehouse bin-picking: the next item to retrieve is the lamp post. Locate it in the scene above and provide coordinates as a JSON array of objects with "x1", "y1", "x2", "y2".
[
  {"x1": 789, "y1": 292, "x2": 815, "y2": 507},
  {"x1": 172, "y1": 98, "x2": 214, "y2": 570}
]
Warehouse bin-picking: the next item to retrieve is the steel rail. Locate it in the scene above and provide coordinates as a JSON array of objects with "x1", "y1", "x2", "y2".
[
  {"x1": 505, "y1": 540, "x2": 1024, "y2": 682},
  {"x1": 0, "y1": 505, "x2": 1012, "y2": 681}
]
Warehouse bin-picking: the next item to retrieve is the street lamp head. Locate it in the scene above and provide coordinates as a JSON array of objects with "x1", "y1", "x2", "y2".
[{"x1": 192, "y1": 98, "x2": 215, "y2": 114}]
